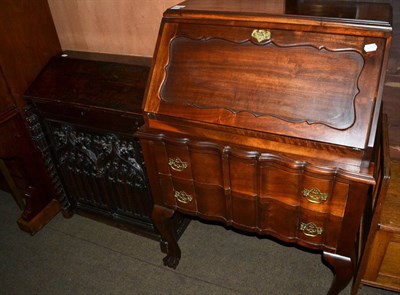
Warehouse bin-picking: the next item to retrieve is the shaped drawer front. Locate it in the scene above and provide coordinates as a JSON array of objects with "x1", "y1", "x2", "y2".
[
  {"x1": 155, "y1": 140, "x2": 192, "y2": 179},
  {"x1": 148, "y1": 135, "x2": 352, "y2": 250},
  {"x1": 301, "y1": 174, "x2": 349, "y2": 217},
  {"x1": 159, "y1": 175, "x2": 227, "y2": 220},
  {"x1": 156, "y1": 139, "x2": 225, "y2": 185}
]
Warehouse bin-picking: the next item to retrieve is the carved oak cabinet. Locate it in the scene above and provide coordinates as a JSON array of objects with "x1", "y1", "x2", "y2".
[
  {"x1": 24, "y1": 52, "x2": 188, "y2": 247},
  {"x1": 136, "y1": 1, "x2": 393, "y2": 294}
]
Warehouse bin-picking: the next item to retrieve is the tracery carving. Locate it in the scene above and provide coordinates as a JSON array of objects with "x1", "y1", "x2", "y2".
[{"x1": 51, "y1": 124, "x2": 147, "y2": 189}]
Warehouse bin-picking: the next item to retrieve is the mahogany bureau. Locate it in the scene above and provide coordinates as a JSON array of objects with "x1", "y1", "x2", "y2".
[
  {"x1": 24, "y1": 51, "x2": 189, "y2": 248},
  {"x1": 136, "y1": 1, "x2": 393, "y2": 294}
]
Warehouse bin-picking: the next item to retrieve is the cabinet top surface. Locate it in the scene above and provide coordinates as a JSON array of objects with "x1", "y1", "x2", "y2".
[
  {"x1": 167, "y1": 0, "x2": 392, "y2": 28},
  {"x1": 24, "y1": 51, "x2": 151, "y2": 115}
]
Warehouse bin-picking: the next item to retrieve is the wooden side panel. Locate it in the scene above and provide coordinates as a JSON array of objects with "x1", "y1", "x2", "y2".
[
  {"x1": 361, "y1": 160, "x2": 400, "y2": 292},
  {"x1": 0, "y1": 0, "x2": 61, "y2": 232},
  {"x1": 0, "y1": 0, "x2": 61, "y2": 108},
  {"x1": 383, "y1": 0, "x2": 400, "y2": 160},
  {"x1": 378, "y1": 235, "x2": 400, "y2": 288},
  {"x1": 363, "y1": 231, "x2": 392, "y2": 282}
]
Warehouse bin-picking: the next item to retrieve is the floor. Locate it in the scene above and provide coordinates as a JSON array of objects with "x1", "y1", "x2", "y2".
[{"x1": 0, "y1": 191, "x2": 397, "y2": 295}]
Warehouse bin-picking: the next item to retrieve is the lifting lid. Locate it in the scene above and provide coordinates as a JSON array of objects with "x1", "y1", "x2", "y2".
[{"x1": 143, "y1": 0, "x2": 392, "y2": 149}]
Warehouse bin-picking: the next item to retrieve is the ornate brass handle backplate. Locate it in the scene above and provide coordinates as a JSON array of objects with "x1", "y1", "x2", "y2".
[
  {"x1": 174, "y1": 190, "x2": 193, "y2": 204},
  {"x1": 168, "y1": 157, "x2": 188, "y2": 172},
  {"x1": 251, "y1": 29, "x2": 271, "y2": 43},
  {"x1": 300, "y1": 222, "x2": 324, "y2": 237},
  {"x1": 302, "y1": 188, "x2": 328, "y2": 204}
]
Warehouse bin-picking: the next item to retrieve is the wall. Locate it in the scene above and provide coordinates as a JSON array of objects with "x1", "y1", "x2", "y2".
[{"x1": 48, "y1": 0, "x2": 179, "y2": 57}]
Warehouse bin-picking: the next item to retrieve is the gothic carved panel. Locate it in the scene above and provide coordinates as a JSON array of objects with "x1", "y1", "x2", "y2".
[
  {"x1": 45, "y1": 120, "x2": 152, "y2": 219},
  {"x1": 51, "y1": 124, "x2": 146, "y2": 189}
]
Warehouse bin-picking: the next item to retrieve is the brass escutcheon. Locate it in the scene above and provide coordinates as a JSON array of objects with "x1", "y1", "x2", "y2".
[
  {"x1": 300, "y1": 222, "x2": 324, "y2": 237},
  {"x1": 174, "y1": 190, "x2": 193, "y2": 204},
  {"x1": 168, "y1": 157, "x2": 188, "y2": 172},
  {"x1": 251, "y1": 29, "x2": 271, "y2": 43},
  {"x1": 302, "y1": 188, "x2": 328, "y2": 204}
]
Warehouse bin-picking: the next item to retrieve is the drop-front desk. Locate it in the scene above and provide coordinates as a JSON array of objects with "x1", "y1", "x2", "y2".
[{"x1": 136, "y1": 1, "x2": 392, "y2": 294}]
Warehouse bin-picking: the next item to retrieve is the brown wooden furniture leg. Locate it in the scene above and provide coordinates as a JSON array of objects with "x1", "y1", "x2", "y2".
[
  {"x1": 17, "y1": 187, "x2": 61, "y2": 235},
  {"x1": 323, "y1": 252, "x2": 353, "y2": 295},
  {"x1": 61, "y1": 207, "x2": 74, "y2": 219},
  {"x1": 152, "y1": 205, "x2": 181, "y2": 269}
]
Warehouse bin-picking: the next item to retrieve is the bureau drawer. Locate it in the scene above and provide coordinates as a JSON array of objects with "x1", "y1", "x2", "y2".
[
  {"x1": 257, "y1": 200, "x2": 342, "y2": 248},
  {"x1": 153, "y1": 137, "x2": 351, "y2": 213},
  {"x1": 149, "y1": 135, "x2": 351, "y2": 250},
  {"x1": 158, "y1": 174, "x2": 227, "y2": 220},
  {"x1": 159, "y1": 172, "x2": 342, "y2": 250},
  {"x1": 157, "y1": 140, "x2": 349, "y2": 217},
  {"x1": 155, "y1": 140, "x2": 192, "y2": 179},
  {"x1": 155, "y1": 139, "x2": 224, "y2": 185}
]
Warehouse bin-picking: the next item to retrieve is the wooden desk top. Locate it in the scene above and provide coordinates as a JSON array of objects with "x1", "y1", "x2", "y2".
[{"x1": 167, "y1": 0, "x2": 392, "y2": 30}]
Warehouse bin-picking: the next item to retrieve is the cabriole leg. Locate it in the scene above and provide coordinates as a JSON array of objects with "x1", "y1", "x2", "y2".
[
  {"x1": 323, "y1": 252, "x2": 353, "y2": 295},
  {"x1": 152, "y1": 205, "x2": 181, "y2": 269}
]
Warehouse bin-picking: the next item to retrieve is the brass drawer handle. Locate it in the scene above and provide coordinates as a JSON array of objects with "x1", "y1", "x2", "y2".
[
  {"x1": 300, "y1": 222, "x2": 324, "y2": 237},
  {"x1": 168, "y1": 157, "x2": 188, "y2": 172},
  {"x1": 251, "y1": 29, "x2": 271, "y2": 43},
  {"x1": 302, "y1": 188, "x2": 328, "y2": 204},
  {"x1": 174, "y1": 190, "x2": 193, "y2": 204}
]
